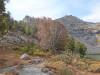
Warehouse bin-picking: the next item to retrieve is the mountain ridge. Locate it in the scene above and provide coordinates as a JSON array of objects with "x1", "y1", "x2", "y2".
[{"x1": 56, "y1": 15, "x2": 100, "y2": 54}]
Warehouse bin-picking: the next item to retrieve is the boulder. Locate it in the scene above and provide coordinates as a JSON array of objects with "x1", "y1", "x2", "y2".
[
  {"x1": 20, "y1": 53, "x2": 30, "y2": 60},
  {"x1": 41, "y1": 67, "x2": 49, "y2": 73},
  {"x1": 48, "y1": 70, "x2": 55, "y2": 75},
  {"x1": 41, "y1": 68, "x2": 55, "y2": 75},
  {"x1": 31, "y1": 57, "x2": 44, "y2": 64}
]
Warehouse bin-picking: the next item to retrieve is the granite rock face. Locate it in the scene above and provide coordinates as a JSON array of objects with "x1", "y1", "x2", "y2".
[{"x1": 0, "y1": 31, "x2": 34, "y2": 49}]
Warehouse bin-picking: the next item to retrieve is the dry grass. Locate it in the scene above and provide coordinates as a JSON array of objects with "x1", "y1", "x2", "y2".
[{"x1": 45, "y1": 61, "x2": 66, "y2": 70}]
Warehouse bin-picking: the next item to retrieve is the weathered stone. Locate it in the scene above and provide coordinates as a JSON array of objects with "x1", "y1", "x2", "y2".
[
  {"x1": 48, "y1": 71, "x2": 54, "y2": 75},
  {"x1": 31, "y1": 57, "x2": 44, "y2": 64},
  {"x1": 0, "y1": 31, "x2": 34, "y2": 49},
  {"x1": 20, "y1": 53, "x2": 30, "y2": 60},
  {"x1": 41, "y1": 68, "x2": 49, "y2": 73},
  {"x1": 41, "y1": 67, "x2": 55, "y2": 75}
]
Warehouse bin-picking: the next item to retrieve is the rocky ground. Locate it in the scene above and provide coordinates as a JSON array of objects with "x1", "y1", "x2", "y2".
[
  {"x1": 0, "y1": 48, "x2": 50, "y2": 75},
  {"x1": 0, "y1": 48, "x2": 100, "y2": 75}
]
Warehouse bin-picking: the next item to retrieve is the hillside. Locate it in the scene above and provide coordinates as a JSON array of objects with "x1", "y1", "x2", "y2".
[
  {"x1": 56, "y1": 15, "x2": 100, "y2": 54},
  {"x1": 0, "y1": 15, "x2": 100, "y2": 54},
  {"x1": 6, "y1": 15, "x2": 100, "y2": 54},
  {"x1": 1, "y1": 1, "x2": 100, "y2": 75}
]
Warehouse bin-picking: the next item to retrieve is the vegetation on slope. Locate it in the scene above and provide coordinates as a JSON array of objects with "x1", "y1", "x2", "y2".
[{"x1": 1, "y1": 1, "x2": 100, "y2": 75}]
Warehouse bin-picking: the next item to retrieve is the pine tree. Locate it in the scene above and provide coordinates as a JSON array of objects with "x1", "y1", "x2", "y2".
[{"x1": 0, "y1": 0, "x2": 9, "y2": 36}]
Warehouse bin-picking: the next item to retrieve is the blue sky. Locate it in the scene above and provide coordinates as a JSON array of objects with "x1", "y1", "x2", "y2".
[{"x1": 6, "y1": 0, "x2": 100, "y2": 22}]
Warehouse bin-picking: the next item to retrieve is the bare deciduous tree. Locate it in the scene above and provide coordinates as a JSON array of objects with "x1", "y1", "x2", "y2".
[{"x1": 36, "y1": 18, "x2": 68, "y2": 53}]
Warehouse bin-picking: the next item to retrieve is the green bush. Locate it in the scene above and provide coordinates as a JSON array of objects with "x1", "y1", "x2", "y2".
[
  {"x1": 75, "y1": 42, "x2": 87, "y2": 58},
  {"x1": 65, "y1": 37, "x2": 87, "y2": 58},
  {"x1": 65, "y1": 37, "x2": 75, "y2": 53}
]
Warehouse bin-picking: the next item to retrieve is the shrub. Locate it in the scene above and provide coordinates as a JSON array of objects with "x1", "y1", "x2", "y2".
[
  {"x1": 18, "y1": 43, "x2": 50, "y2": 57},
  {"x1": 75, "y1": 42, "x2": 87, "y2": 58},
  {"x1": 65, "y1": 37, "x2": 75, "y2": 53},
  {"x1": 58, "y1": 67, "x2": 74, "y2": 75},
  {"x1": 45, "y1": 61, "x2": 66, "y2": 71},
  {"x1": 48, "y1": 53, "x2": 73, "y2": 64},
  {"x1": 19, "y1": 46, "x2": 29, "y2": 53},
  {"x1": 65, "y1": 37, "x2": 87, "y2": 58},
  {"x1": 75, "y1": 61, "x2": 89, "y2": 70}
]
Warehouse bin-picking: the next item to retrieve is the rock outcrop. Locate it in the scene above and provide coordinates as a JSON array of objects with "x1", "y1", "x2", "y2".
[{"x1": 0, "y1": 31, "x2": 34, "y2": 49}]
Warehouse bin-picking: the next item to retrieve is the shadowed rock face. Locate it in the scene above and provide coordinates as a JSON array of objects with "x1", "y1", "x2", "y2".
[{"x1": 56, "y1": 15, "x2": 100, "y2": 54}]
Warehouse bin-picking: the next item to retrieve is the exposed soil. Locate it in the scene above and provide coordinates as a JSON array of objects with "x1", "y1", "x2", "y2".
[{"x1": 0, "y1": 48, "x2": 21, "y2": 68}]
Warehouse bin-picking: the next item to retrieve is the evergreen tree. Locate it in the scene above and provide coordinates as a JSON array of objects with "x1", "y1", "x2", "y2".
[{"x1": 0, "y1": 0, "x2": 9, "y2": 36}]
